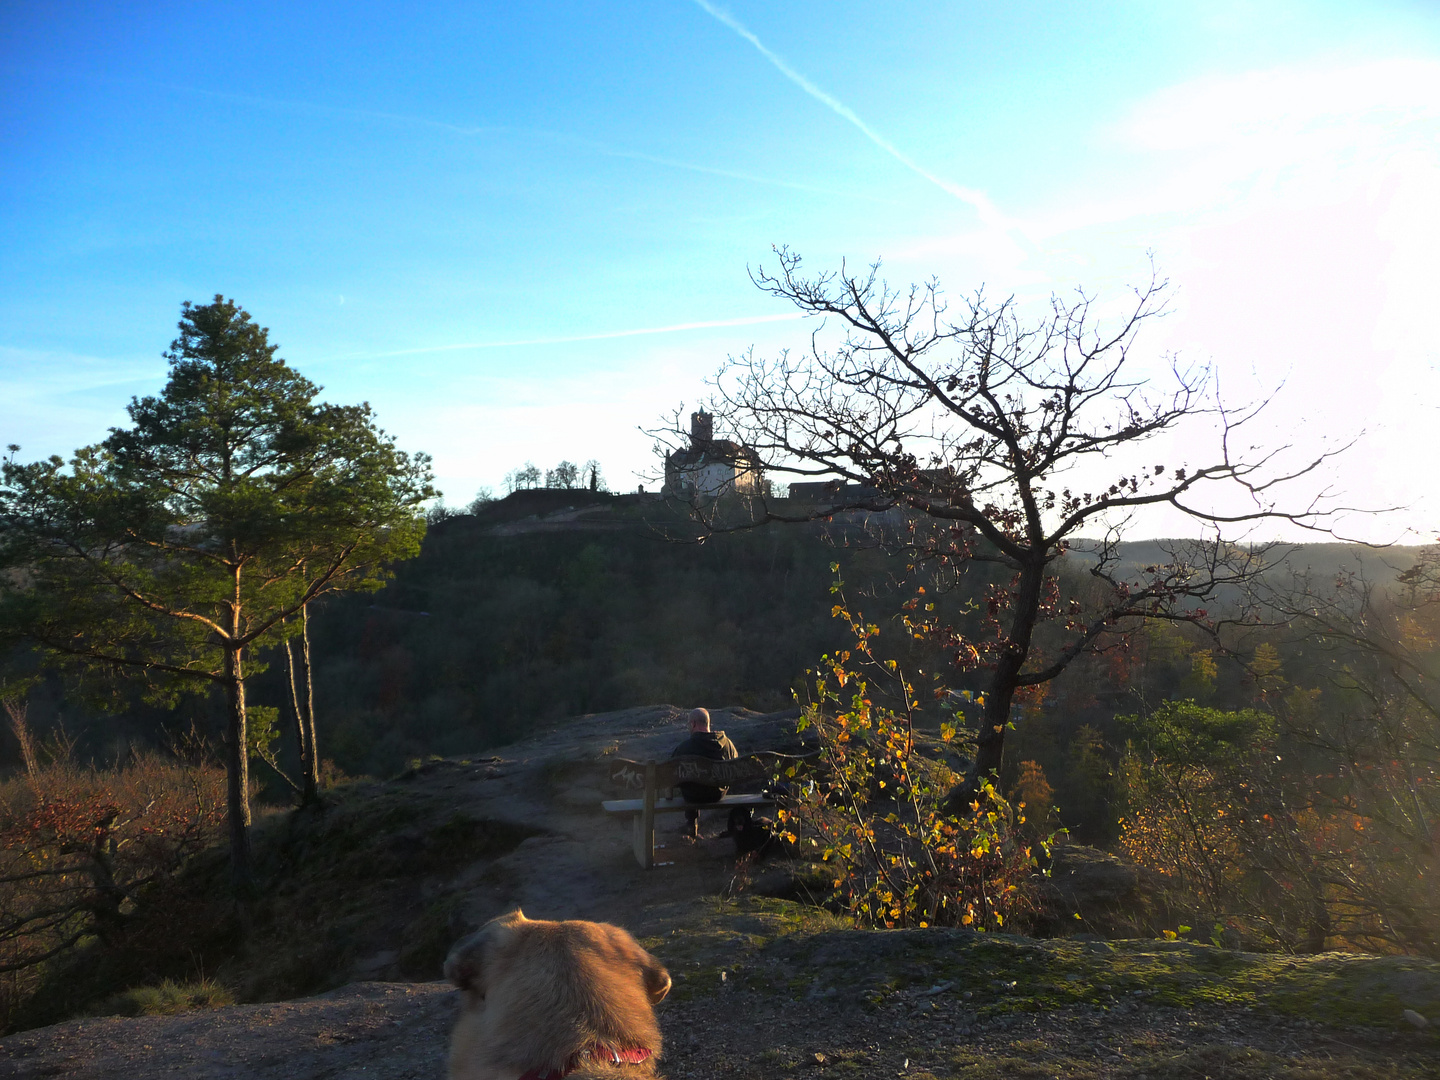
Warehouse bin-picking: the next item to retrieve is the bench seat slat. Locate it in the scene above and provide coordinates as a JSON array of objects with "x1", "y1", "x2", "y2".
[{"x1": 601, "y1": 793, "x2": 774, "y2": 814}]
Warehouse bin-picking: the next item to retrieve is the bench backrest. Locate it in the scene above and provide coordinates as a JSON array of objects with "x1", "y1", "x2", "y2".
[{"x1": 607, "y1": 752, "x2": 813, "y2": 792}]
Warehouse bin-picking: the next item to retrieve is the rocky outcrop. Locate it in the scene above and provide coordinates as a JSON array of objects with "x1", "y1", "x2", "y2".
[{"x1": 1034, "y1": 844, "x2": 1174, "y2": 938}]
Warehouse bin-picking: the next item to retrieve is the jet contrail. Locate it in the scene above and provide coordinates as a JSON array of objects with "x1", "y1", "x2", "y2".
[
  {"x1": 330, "y1": 312, "x2": 810, "y2": 361},
  {"x1": 689, "y1": 0, "x2": 1006, "y2": 228}
]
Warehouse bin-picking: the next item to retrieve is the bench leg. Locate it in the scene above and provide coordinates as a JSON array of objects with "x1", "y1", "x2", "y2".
[
  {"x1": 633, "y1": 762, "x2": 657, "y2": 869},
  {"x1": 632, "y1": 813, "x2": 651, "y2": 869}
]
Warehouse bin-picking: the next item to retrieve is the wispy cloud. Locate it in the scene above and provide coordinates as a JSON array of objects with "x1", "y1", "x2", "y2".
[
  {"x1": 586, "y1": 145, "x2": 900, "y2": 204},
  {"x1": 0, "y1": 346, "x2": 161, "y2": 392},
  {"x1": 326, "y1": 312, "x2": 810, "y2": 362},
  {"x1": 146, "y1": 79, "x2": 503, "y2": 138},
  {"x1": 689, "y1": 0, "x2": 1006, "y2": 228},
  {"x1": 143, "y1": 77, "x2": 888, "y2": 202}
]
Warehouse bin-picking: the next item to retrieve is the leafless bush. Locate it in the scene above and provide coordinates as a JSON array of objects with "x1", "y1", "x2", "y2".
[{"x1": 0, "y1": 752, "x2": 226, "y2": 1026}]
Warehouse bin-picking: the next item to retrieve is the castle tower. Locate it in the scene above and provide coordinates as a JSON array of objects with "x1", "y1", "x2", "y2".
[{"x1": 690, "y1": 410, "x2": 714, "y2": 446}]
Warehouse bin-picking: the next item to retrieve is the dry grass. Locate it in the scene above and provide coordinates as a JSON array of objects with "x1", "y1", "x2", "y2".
[
  {"x1": 96, "y1": 977, "x2": 235, "y2": 1017},
  {"x1": 0, "y1": 752, "x2": 227, "y2": 1031}
]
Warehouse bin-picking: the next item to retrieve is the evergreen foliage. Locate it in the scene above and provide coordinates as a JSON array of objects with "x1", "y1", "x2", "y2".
[{"x1": 0, "y1": 297, "x2": 434, "y2": 884}]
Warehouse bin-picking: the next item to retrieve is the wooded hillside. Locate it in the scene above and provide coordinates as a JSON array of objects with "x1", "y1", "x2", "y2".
[{"x1": 7, "y1": 490, "x2": 1418, "y2": 793}]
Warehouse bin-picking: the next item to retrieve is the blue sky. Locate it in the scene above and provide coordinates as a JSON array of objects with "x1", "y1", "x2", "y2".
[{"x1": 3, "y1": 1, "x2": 1438, "y2": 541}]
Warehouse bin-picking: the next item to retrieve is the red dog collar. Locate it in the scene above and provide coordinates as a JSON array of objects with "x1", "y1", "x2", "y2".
[{"x1": 519, "y1": 1045, "x2": 653, "y2": 1080}]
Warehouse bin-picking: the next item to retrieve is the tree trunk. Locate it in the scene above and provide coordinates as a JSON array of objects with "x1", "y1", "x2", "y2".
[
  {"x1": 1304, "y1": 900, "x2": 1331, "y2": 953},
  {"x1": 85, "y1": 811, "x2": 128, "y2": 943},
  {"x1": 287, "y1": 603, "x2": 320, "y2": 806},
  {"x1": 947, "y1": 560, "x2": 1046, "y2": 813},
  {"x1": 224, "y1": 645, "x2": 252, "y2": 889},
  {"x1": 284, "y1": 637, "x2": 309, "y2": 796},
  {"x1": 302, "y1": 604, "x2": 319, "y2": 801},
  {"x1": 1303, "y1": 865, "x2": 1333, "y2": 953}
]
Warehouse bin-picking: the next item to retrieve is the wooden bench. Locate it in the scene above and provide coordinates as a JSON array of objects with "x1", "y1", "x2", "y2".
[{"x1": 602, "y1": 753, "x2": 812, "y2": 869}]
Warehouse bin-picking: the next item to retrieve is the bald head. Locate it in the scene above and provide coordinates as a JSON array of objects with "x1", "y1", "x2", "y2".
[{"x1": 687, "y1": 708, "x2": 711, "y2": 732}]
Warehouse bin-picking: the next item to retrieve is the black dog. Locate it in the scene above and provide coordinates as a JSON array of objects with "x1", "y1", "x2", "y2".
[{"x1": 721, "y1": 806, "x2": 782, "y2": 858}]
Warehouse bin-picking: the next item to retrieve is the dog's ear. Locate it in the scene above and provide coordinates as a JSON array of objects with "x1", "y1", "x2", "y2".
[
  {"x1": 444, "y1": 909, "x2": 527, "y2": 993},
  {"x1": 444, "y1": 931, "x2": 485, "y2": 992},
  {"x1": 642, "y1": 957, "x2": 672, "y2": 1004}
]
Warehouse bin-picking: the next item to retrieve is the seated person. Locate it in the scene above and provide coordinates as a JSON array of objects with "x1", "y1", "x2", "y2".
[{"x1": 670, "y1": 708, "x2": 738, "y2": 839}]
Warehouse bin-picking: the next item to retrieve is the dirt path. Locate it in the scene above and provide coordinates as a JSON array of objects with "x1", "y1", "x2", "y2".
[
  {"x1": 421, "y1": 705, "x2": 804, "y2": 931},
  {"x1": 356, "y1": 704, "x2": 804, "y2": 942}
]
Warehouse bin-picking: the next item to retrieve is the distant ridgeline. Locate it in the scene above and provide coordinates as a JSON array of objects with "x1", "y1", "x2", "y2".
[
  {"x1": 306, "y1": 496, "x2": 1421, "y2": 784},
  {"x1": 9, "y1": 484, "x2": 1422, "y2": 818}
]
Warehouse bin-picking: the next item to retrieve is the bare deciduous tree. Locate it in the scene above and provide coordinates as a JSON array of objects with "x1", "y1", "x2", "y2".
[
  {"x1": 677, "y1": 248, "x2": 1346, "y2": 807},
  {"x1": 505, "y1": 463, "x2": 542, "y2": 493},
  {"x1": 546, "y1": 461, "x2": 580, "y2": 489},
  {"x1": 582, "y1": 460, "x2": 606, "y2": 493},
  {"x1": 1251, "y1": 550, "x2": 1440, "y2": 953}
]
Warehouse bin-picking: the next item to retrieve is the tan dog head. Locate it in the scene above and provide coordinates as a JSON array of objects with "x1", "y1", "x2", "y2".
[{"x1": 445, "y1": 909, "x2": 671, "y2": 1080}]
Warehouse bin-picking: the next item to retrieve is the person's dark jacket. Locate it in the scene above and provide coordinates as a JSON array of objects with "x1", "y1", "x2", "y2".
[{"x1": 670, "y1": 730, "x2": 739, "y2": 804}]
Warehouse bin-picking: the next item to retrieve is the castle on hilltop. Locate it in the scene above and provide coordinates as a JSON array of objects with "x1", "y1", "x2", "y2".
[{"x1": 663, "y1": 410, "x2": 764, "y2": 500}]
